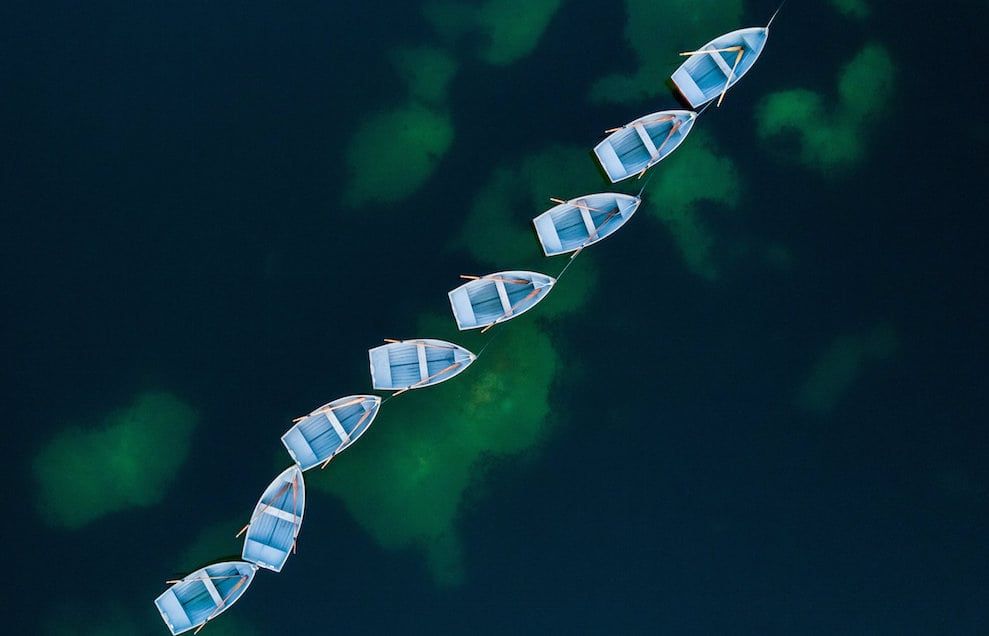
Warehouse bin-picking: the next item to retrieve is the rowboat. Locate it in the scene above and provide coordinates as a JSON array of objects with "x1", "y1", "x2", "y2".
[
  {"x1": 240, "y1": 466, "x2": 306, "y2": 573},
  {"x1": 154, "y1": 561, "x2": 257, "y2": 635},
  {"x1": 449, "y1": 271, "x2": 556, "y2": 331},
  {"x1": 281, "y1": 395, "x2": 381, "y2": 470},
  {"x1": 671, "y1": 26, "x2": 770, "y2": 107},
  {"x1": 369, "y1": 339, "x2": 475, "y2": 392},
  {"x1": 594, "y1": 110, "x2": 697, "y2": 182},
  {"x1": 532, "y1": 193, "x2": 641, "y2": 256}
]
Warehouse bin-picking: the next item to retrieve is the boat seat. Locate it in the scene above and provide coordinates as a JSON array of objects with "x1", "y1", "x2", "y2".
[
  {"x1": 243, "y1": 539, "x2": 289, "y2": 570},
  {"x1": 594, "y1": 141, "x2": 626, "y2": 181},
  {"x1": 200, "y1": 574, "x2": 225, "y2": 608},
  {"x1": 263, "y1": 505, "x2": 301, "y2": 524},
  {"x1": 578, "y1": 205, "x2": 598, "y2": 239},
  {"x1": 416, "y1": 343, "x2": 429, "y2": 383},
  {"x1": 322, "y1": 409, "x2": 351, "y2": 446},
  {"x1": 281, "y1": 427, "x2": 320, "y2": 468},
  {"x1": 494, "y1": 279, "x2": 513, "y2": 314},
  {"x1": 156, "y1": 590, "x2": 193, "y2": 633},
  {"x1": 705, "y1": 46, "x2": 734, "y2": 76},
  {"x1": 633, "y1": 124, "x2": 660, "y2": 159},
  {"x1": 671, "y1": 66, "x2": 707, "y2": 108}
]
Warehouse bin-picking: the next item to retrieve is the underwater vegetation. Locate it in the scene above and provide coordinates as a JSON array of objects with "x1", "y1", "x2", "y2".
[
  {"x1": 423, "y1": 0, "x2": 566, "y2": 66},
  {"x1": 343, "y1": 0, "x2": 568, "y2": 207},
  {"x1": 390, "y1": 46, "x2": 459, "y2": 105},
  {"x1": 343, "y1": 43, "x2": 460, "y2": 207},
  {"x1": 831, "y1": 0, "x2": 870, "y2": 20},
  {"x1": 590, "y1": 0, "x2": 744, "y2": 103},
  {"x1": 312, "y1": 313, "x2": 559, "y2": 585},
  {"x1": 343, "y1": 104, "x2": 454, "y2": 207},
  {"x1": 33, "y1": 391, "x2": 198, "y2": 529},
  {"x1": 755, "y1": 43, "x2": 895, "y2": 175},
  {"x1": 797, "y1": 323, "x2": 898, "y2": 413},
  {"x1": 646, "y1": 130, "x2": 741, "y2": 279}
]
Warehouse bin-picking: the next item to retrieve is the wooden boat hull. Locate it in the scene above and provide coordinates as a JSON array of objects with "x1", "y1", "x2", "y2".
[
  {"x1": 242, "y1": 466, "x2": 306, "y2": 572},
  {"x1": 594, "y1": 110, "x2": 696, "y2": 182},
  {"x1": 369, "y1": 339, "x2": 476, "y2": 390},
  {"x1": 281, "y1": 395, "x2": 381, "y2": 470},
  {"x1": 671, "y1": 27, "x2": 769, "y2": 108},
  {"x1": 154, "y1": 561, "x2": 257, "y2": 635},
  {"x1": 532, "y1": 193, "x2": 641, "y2": 256},
  {"x1": 448, "y1": 270, "x2": 556, "y2": 330}
]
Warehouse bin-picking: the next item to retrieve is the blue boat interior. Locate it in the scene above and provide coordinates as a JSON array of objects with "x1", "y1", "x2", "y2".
[
  {"x1": 610, "y1": 116, "x2": 692, "y2": 176},
  {"x1": 550, "y1": 198, "x2": 626, "y2": 251},
  {"x1": 287, "y1": 399, "x2": 372, "y2": 468},
  {"x1": 158, "y1": 563, "x2": 252, "y2": 633},
  {"x1": 244, "y1": 473, "x2": 302, "y2": 571},
  {"x1": 676, "y1": 28, "x2": 767, "y2": 104}
]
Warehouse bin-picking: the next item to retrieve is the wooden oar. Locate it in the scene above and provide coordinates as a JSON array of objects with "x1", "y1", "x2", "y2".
[
  {"x1": 550, "y1": 197, "x2": 606, "y2": 213},
  {"x1": 320, "y1": 406, "x2": 374, "y2": 469},
  {"x1": 717, "y1": 48, "x2": 745, "y2": 107},
  {"x1": 605, "y1": 115, "x2": 674, "y2": 133},
  {"x1": 293, "y1": 397, "x2": 366, "y2": 424},
  {"x1": 587, "y1": 203, "x2": 626, "y2": 241},
  {"x1": 679, "y1": 46, "x2": 742, "y2": 56},
  {"x1": 194, "y1": 575, "x2": 249, "y2": 634},
  {"x1": 166, "y1": 575, "x2": 246, "y2": 585},
  {"x1": 655, "y1": 120, "x2": 682, "y2": 154},
  {"x1": 383, "y1": 339, "x2": 463, "y2": 353},
  {"x1": 460, "y1": 274, "x2": 531, "y2": 285},
  {"x1": 393, "y1": 361, "x2": 462, "y2": 396},
  {"x1": 289, "y1": 476, "x2": 299, "y2": 554}
]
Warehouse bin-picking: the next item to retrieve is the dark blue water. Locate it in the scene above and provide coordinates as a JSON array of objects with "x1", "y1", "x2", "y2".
[{"x1": 2, "y1": 1, "x2": 986, "y2": 634}]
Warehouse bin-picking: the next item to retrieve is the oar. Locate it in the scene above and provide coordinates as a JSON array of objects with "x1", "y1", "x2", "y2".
[
  {"x1": 320, "y1": 406, "x2": 374, "y2": 469},
  {"x1": 289, "y1": 475, "x2": 299, "y2": 555},
  {"x1": 717, "y1": 48, "x2": 745, "y2": 107},
  {"x1": 293, "y1": 397, "x2": 366, "y2": 424},
  {"x1": 166, "y1": 575, "x2": 246, "y2": 585},
  {"x1": 194, "y1": 575, "x2": 249, "y2": 635},
  {"x1": 460, "y1": 274, "x2": 531, "y2": 285},
  {"x1": 550, "y1": 197, "x2": 606, "y2": 213},
  {"x1": 605, "y1": 115, "x2": 674, "y2": 133},
  {"x1": 393, "y1": 361, "x2": 462, "y2": 396},
  {"x1": 655, "y1": 120, "x2": 682, "y2": 154},
  {"x1": 384, "y1": 339, "x2": 463, "y2": 352},
  {"x1": 679, "y1": 46, "x2": 742, "y2": 56}
]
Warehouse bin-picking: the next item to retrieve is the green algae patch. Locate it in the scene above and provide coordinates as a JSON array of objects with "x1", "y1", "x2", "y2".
[
  {"x1": 424, "y1": 0, "x2": 565, "y2": 66},
  {"x1": 756, "y1": 43, "x2": 895, "y2": 174},
  {"x1": 34, "y1": 391, "x2": 198, "y2": 529},
  {"x1": 647, "y1": 130, "x2": 741, "y2": 279},
  {"x1": 831, "y1": 0, "x2": 870, "y2": 20},
  {"x1": 590, "y1": 0, "x2": 744, "y2": 103},
  {"x1": 312, "y1": 313, "x2": 559, "y2": 586},
  {"x1": 390, "y1": 46, "x2": 459, "y2": 105},
  {"x1": 797, "y1": 323, "x2": 898, "y2": 413},
  {"x1": 343, "y1": 104, "x2": 454, "y2": 206}
]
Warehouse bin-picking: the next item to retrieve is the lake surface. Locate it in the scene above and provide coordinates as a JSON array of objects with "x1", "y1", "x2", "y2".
[{"x1": 2, "y1": 1, "x2": 986, "y2": 634}]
